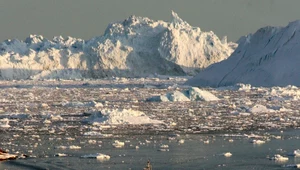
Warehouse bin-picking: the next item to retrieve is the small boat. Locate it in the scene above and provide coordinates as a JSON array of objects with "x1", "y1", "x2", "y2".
[{"x1": 0, "y1": 149, "x2": 17, "y2": 161}]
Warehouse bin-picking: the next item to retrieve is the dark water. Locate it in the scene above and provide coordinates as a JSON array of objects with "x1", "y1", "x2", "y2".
[{"x1": 1, "y1": 130, "x2": 300, "y2": 170}]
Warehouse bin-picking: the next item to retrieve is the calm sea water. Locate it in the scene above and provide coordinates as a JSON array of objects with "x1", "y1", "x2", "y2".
[{"x1": 1, "y1": 129, "x2": 300, "y2": 170}]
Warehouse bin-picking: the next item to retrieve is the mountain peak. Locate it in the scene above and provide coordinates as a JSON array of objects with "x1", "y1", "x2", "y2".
[{"x1": 171, "y1": 10, "x2": 191, "y2": 28}]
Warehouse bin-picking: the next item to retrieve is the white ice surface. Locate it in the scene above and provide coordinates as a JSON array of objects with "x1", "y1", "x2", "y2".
[
  {"x1": 186, "y1": 20, "x2": 300, "y2": 87},
  {"x1": 147, "y1": 87, "x2": 219, "y2": 102},
  {"x1": 0, "y1": 11, "x2": 235, "y2": 80},
  {"x1": 83, "y1": 109, "x2": 164, "y2": 125}
]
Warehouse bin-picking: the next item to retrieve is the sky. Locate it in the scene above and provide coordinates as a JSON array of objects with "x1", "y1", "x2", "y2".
[{"x1": 0, "y1": 0, "x2": 300, "y2": 42}]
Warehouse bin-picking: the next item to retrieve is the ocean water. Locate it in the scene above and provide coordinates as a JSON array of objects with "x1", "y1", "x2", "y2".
[{"x1": 1, "y1": 130, "x2": 300, "y2": 170}]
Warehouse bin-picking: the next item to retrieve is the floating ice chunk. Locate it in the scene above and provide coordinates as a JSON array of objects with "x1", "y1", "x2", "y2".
[
  {"x1": 270, "y1": 154, "x2": 289, "y2": 162},
  {"x1": 83, "y1": 132, "x2": 111, "y2": 137},
  {"x1": 55, "y1": 153, "x2": 68, "y2": 157},
  {"x1": 50, "y1": 115, "x2": 63, "y2": 121},
  {"x1": 55, "y1": 145, "x2": 81, "y2": 150},
  {"x1": 83, "y1": 109, "x2": 164, "y2": 125},
  {"x1": 251, "y1": 139, "x2": 265, "y2": 145},
  {"x1": 187, "y1": 87, "x2": 219, "y2": 101},
  {"x1": 88, "y1": 140, "x2": 97, "y2": 144},
  {"x1": 39, "y1": 103, "x2": 49, "y2": 108},
  {"x1": 0, "y1": 118, "x2": 10, "y2": 128},
  {"x1": 283, "y1": 164, "x2": 300, "y2": 168},
  {"x1": 289, "y1": 149, "x2": 300, "y2": 157},
  {"x1": 168, "y1": 91, "x2": 190, "y2": 101},
  {"x1": 65, "y1": 137, "x2": 75, "y2": 141},
  {"x1": 203, "y1": 140, "x2": 210, "y2": 144},
  {"x1": 158, "y1": 145, "x2": 170, "y2": 151},
  {"x1": 249, "y1": 104, "x2": 272, "y2": 113},
  {"x1": 147, "y1": 87, "x2": 219, "y2": 102},
  {"x1": 294, "y1": 150, "x2": 300, "y2": 157},
  {"x1": 146, "y1": 95, "x2": 171, "y2": 102},
  {"x1": 112, "y1": 140, "x2": 125, "y2": 148},
  {"x1": 178, "y1": 139, "x2": 185, "y2": 144},
  {"x1": 224, "y1": 152, "x2": 232, "y2": 157},
  {"x1": 160, "y1": 144, "x2": 169, "y2": 149},
  {"x1": 43, "y1": 119, "x2": 51, "y2": 124},
  {"x1": 81, "y1": 153, "x2": 110, "y2": 161},
  {"x1": 69, "y1": 145, "x2": 81, "y2": 150}
]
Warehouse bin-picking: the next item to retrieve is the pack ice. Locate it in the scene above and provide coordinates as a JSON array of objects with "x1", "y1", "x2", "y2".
[
  {"x1": 186, "y1": 20, "x2": 300, "y2": 87},
  {"x1": 0, "y1": 11, "x2": 235, "y2": 80},
  {"x1": 146, "y1": 87, "x2": 219, "y2": 102},
  {"x1": 83, "y1": 109, "x2": 163, "y2": 125}
]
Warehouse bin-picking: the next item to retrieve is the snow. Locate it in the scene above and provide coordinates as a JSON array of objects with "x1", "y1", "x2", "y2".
[
  {"x1": 83, "y1": 109, "x2": 164, "y2": 125},
  {"x1": 0, "y1": 11, "x2": 235, "y2": 80},
  {"x1": 186, "y1": 20, "x2": 300, "y2": 87},
  {"x1": 147, "y1": 87, "x2": 219, "y2": 102}
]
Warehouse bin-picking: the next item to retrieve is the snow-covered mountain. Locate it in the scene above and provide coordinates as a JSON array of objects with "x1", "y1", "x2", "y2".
[
  {"x1": 186, "y1": 20, "x2": 300, "y2": 87},
  {"x1": 0, "y1": 11, "x2": 236, "y2": 80}
]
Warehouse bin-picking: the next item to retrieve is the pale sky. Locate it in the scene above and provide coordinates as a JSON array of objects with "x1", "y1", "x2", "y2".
[{"x1": 0, "y1": 0, "x2": 300, "y2": 42}]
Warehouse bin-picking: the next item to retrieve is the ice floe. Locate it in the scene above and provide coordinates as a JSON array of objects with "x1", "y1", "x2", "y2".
[
  {"x1": 249, "y1": 104, "x2": 274, "y2": 114},
  {"x1": 223, "y1": 152, "x2": 232, "y2": 157},
  {"x1": 251, "y1": 139, "x2": 266, "y2": 145},
  {"x1": 288, "y1": 149, "x2": 300, "y2": 157},
  {"x1": 83, "y1": 109, "x2": 164, "y2": 125},
  {"x1": 112, "y1": 140, "x2": 125, "y2": 148},
  {"x1": 283, "y1": 164, "x2": 300, "y2": 169},
  {"x1": 0, "y1": 118, "x2": 10, "y2": 128},
  {"x1": 147, "y1": 87, "x2": 219, "y2": 102},
  {"x1": 55, "y1": 145, "x2": 81, "y2": 150},
  {"x1": 54, "y1": 153, "x2": 68, "y2": 157},
  {"x1": 158, "y1": 144, "x2": 170, "y2": 152},
  {"x1": 81, "y1": 153, "x2": 110, "y2": 161},
  {"x1": 270, "y1": 154, "x2": 289, "y2": 162}
]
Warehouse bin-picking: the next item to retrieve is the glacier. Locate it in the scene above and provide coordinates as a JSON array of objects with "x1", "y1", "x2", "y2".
[
  {"x1": 186, "y1": 20, "x2": 300, "y2": 87},
  {"x1": 0, "y1": 11, "x2": 235, "y2": 80}
]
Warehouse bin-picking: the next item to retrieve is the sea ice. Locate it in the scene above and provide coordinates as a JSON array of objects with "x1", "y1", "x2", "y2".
[
  {"x1": 147, "y1": 87, "x2": 219, "y2": 102},
  {"x1": 83, "y1": 109, "x2": 163, "y2": 125},
  {"x1": 224, "y1": 152, "x2": 232, "y2": 157},
  {"x1": 81, "y1": 153, "x2": 110, "y2": 161},
  {"x1": 270, "y1": 154, "x2": 289, "y2": 162}
]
